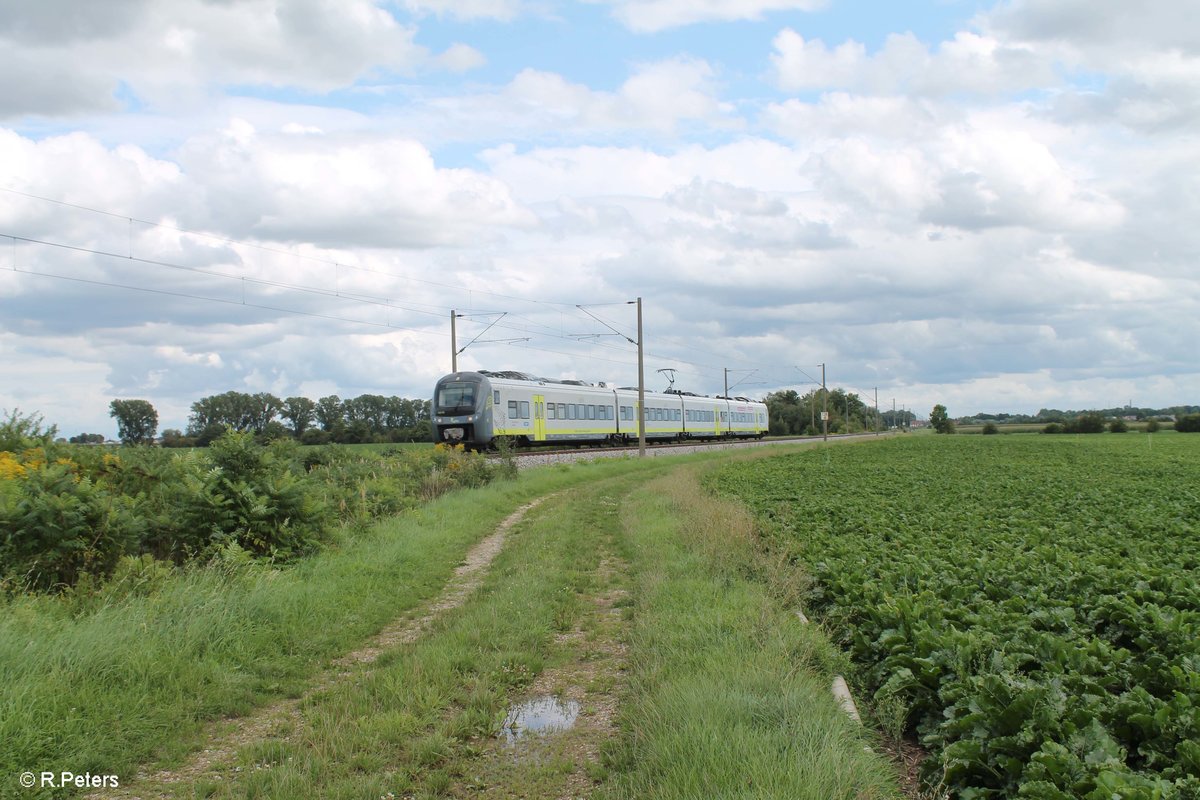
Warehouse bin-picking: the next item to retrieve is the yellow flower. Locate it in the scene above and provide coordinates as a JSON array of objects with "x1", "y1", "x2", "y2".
[
  {"x1": 21, "y1": 448, "x2": 46, "y2": 471},
  {"x1": 0, "y1": 452, "x2": 25, "y2": 480}
]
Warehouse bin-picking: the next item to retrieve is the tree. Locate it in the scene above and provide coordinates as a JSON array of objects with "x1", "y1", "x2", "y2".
[
  {"x1": 109, "y1": 399, "x2": 158, "y2": 445},
  {"x1": 1176, "y1": 413, "x2": 1200, "y2": 433},
  {"x1": 281, "y1": 396, "x2": 317, "y2": 437},
  {"x1": 981, "y1": 422, "x2": 999, "y2": 435},
  {"x1": 764, "y1": 390, "x2": 805, "y2": 436},
  {"x1": 930, "y1": 404, "x2": 955, "y2": 434},
  {"x1": 187, "y1": 391, "x2": 281, "y2": 437},
  {"x1": 315, "y1": 395, "x2": 344, "y2": 433}
]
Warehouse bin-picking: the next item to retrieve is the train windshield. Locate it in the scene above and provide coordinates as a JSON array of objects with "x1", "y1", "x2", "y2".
[{"x1": 436, "y1": 382, "x2": 477, "y2": 414}]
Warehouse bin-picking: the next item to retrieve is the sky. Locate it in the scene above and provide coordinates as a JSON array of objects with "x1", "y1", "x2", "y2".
[{"x1": 1, "y1": 0, "x2": 1198, "y2": 437}]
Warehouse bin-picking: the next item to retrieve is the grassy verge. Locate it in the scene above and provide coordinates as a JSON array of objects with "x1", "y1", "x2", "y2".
[
  {"x1": 0, "y1": 458, "x2": 635, "y2": 799},
  {"x1": 600, "y1": 464, "x2": 899, "y2": 799}
]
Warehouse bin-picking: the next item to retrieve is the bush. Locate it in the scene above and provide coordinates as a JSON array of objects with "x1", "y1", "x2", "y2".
[
  {"x1": 300, "y1": 428, "x2": 331, "y2": 446},
  {"x1": 1144, "y1": 420, "x2": 1161, "y2": 433},
  {"x1": 1108, "y1": 418, "x2": 1128, "y2": 433},
  {"x1": 1175, "y1": 413, "x2": 1200, "y2": 433},
  {"x1": 4, "y1": 413, "x2": 513, "y2": 592},
  {"x1": 1042, "y1": 423, "x2": 1065, "y2": 435},
  {"x1": 174, "y1": 431, "x2": 331, "y2": 560},
  {"x1": 0, "y1": 462, "x2": 144, "y2": 591},
  {"x1": 0, "y1": 409, "x2": 58, "y2": 454},
  {"x1": 1066, "y1": 413, "x2": 1105, "y2": 434},
  {"x1": 981, "y1": 422, "x2": 999, "y2": 435}
]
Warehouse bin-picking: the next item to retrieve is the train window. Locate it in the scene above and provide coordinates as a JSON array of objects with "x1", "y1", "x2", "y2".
[
  {"x1": 519, "y1": 401, "x2": 530, "y2": 419},
  {"x1": 567, "y1": 405, "x2": 576, "y2": 420},
  {"x1": 507, "y1": 400, "x2": 518, "y2": 417},
  {"x1": 588, "y1": 405, "x2": 596, "y2": 420},
  {"x1": 674, "y1": 409, "x2": 680, "y2": 421},
  {"x1": 437, "y1": 382, "x2": 476, "y2": 413},
  {"x1": 547, "y1": 405, "x2": 556, "y2": 420},
  {"x1": 557, "y1": 403, "x2": 566, "y2": 418},
  {"x1": 493, "y1": 390, "x2": 500, "y2": 403}
]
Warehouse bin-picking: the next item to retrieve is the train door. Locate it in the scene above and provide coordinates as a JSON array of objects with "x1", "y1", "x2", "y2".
[{"x1": 533, "y1": 394, "x2": 546, "y2": 442}]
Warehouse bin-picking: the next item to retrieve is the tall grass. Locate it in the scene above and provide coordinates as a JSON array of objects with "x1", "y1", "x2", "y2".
[{"x1": 600, "y1": 466, "x2": 900, "y2": 799}]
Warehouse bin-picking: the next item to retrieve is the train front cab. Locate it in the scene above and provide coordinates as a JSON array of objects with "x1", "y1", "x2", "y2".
[{"x1": 432, "y1": 372, "x2": 494, "y2": 448}]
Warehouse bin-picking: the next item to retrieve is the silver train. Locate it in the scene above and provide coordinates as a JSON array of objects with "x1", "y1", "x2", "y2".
[{"x1": 433, "y1": 370, "x2": 768, "y2": 448}]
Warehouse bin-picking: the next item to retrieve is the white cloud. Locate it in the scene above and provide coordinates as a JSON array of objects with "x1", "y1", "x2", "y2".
[
  {"x1": 0, "y1": 0, "x2": 463, "y2": 118},
  {"x1": 399, "y1": 0, "x2": 530, "y2": 21},
  {"x1": 603, "y1": 0, "x2": 826, "y2": 33},
  {"x1": 981, "y1": 1, "x2": 1200, "y2": 131},
  {"x1": 435, "y1": 42, "x2": 488, "y2": 72},
  {"x1": 171, "y1": 120, "x2": 537, "y2": 247},
  {"x1": 771, "y1": 29, "x2": 1056, "y2": 96},
  {"x1": 3, "y1": 0, "x2": 1200, "y2": 433},
  {"x1": 415, "y1": 57, "x2": 733, "y2": 140}
]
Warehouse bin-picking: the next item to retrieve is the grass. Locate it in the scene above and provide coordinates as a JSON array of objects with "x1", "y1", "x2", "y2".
[
  {"x1": 0, "y1": 461, "x2": 593, "y2": 797},
  {"x1": 599, "y1": 465, "x2": 899, "y2": 800},
  {"x1": 190, "y1": 467, "x2": 641, "y2": 799},
  {"x1": 3, "y1": 438, "x2": 901, "y2": 799}
]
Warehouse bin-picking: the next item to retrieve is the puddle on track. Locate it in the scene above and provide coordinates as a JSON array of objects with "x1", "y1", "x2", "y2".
[{"x1": 499, "y1": 695, "x2": 581, "y2": 745}]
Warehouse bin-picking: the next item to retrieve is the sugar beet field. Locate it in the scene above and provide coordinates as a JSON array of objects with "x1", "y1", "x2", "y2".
[{"x1": 712, "y1": 434, "x2": 1200, "y2": 799}]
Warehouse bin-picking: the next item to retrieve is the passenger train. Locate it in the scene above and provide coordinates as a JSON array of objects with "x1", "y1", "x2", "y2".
[{"x1": 433, "y1": 370, "x2": 768, "y2": 448}]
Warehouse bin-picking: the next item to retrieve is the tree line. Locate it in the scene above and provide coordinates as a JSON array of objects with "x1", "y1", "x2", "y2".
[
  {"x1": 101, "y1": 392, "x2": 432, "y2": 446},
  {"x1": 762, "y1": 388, "x2": 905, "y2": 436}
]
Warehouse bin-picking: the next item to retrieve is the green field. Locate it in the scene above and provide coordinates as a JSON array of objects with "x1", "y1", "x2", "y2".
[{"x1": 710, "y1": 435, "x2": 1200, "y2": 799}]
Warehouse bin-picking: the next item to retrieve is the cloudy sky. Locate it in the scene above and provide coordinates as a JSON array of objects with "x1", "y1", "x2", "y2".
[{"x1": 2, "y1": 0, "x2": 1198, "y2": 436}]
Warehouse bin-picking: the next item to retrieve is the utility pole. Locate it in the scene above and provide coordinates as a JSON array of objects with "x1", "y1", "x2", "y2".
[
  {"x1": 636, "y1": 297, "x2": 646, "y2": 457},
  {"x1": 892, "y1": 398, "x2": 896, "y2": 430},
  {"x1": 874, "y1": 387, "x2": 880, "y2": 435},
  {"x1": 821, "y1": 362, "x2": 828, "y2": 442},
  {"x1": 450, "y1": 309, "x2": 457, "y2": 372},
  {"x1": 724, "y1": 367, "x2": 728, "y2": 398}
]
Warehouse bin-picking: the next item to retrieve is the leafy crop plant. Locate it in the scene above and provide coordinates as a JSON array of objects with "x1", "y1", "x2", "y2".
[{"x1": 709, "y1": 435, "x2": 1200, "y2": 799}]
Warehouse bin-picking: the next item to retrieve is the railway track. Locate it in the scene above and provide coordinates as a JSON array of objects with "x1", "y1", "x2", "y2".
[{"x1": 494, "y1": 432, "x2": 889, "y2": 468}]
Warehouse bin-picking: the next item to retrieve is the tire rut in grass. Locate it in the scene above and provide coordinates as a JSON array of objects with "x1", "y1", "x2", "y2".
[
  {"x1": 448, "y1": 495, "x2": 630, "y2": 800},
  {"x1": 87, "y1": 496, "x2": 550, "y2": 800}
]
